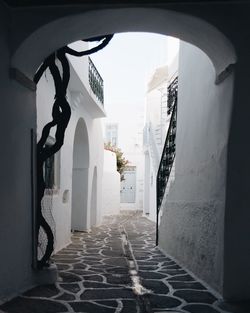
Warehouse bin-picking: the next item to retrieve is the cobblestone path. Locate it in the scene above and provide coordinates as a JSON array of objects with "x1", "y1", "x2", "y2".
[{"x1": 0, "y1": 214, "x2": 241, "y2": 313}]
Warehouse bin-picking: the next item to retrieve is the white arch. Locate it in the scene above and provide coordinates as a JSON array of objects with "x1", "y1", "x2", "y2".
[
  {"x1": 72, "y1": 118, "x2": 89, "y2": 169},
  {"x1": 71, "y1": 118, "x2": 90, "y2": 231},
  {"x1": 12, "y1": 8, "x2": 236, "y2": 82}
]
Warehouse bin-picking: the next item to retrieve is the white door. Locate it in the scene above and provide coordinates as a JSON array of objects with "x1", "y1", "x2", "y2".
[{"x1": 120, "y1": 167, "x2": 136, "y2": 203}]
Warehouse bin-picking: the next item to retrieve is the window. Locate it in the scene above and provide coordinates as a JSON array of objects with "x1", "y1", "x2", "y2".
[
  {"x1": 105, "y1": 123, "x2": 118, "y2": 147},
  {"x1": 111, "y1": 136, "x2": 117, "y2": 146},
  {"x1": 43, "y1": 138, "x2": 60, "y2": 190}
]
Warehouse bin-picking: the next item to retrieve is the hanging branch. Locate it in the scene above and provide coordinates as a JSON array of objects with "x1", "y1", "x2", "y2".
[{"x1": 34, "y1": 34, "x2": 114, "y2": 268}]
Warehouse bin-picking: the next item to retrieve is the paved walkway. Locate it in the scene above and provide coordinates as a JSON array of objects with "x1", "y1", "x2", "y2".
[{"x1": 0, "y1": 214, "x2": 245, "y2": 313}]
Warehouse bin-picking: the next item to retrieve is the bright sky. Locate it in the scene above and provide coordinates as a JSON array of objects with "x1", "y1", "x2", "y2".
[
  {"x1": 88, "y1": 32, "x2": 179, "y2": 153},
  {"x1": 90, "y1": 32, "x2": 179, "y2": 121}
]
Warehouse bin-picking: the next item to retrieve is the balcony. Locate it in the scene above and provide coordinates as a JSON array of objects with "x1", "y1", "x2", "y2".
[
  {"x1": 88, "y1": 57, "x2": 104, "y2": 105},
  {"x1": 68, "y1": 54, "x2": 106, "y2": 118}
]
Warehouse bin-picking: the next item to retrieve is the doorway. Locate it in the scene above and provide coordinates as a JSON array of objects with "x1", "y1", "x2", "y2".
[{"x1": 121, "y1": 166, "x2": 136, "y2": 203}]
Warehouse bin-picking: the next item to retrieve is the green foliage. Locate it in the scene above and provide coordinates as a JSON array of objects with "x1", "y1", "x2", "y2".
[{"x1": 104, "y1": 142, "x2": 129, "y2": 181}]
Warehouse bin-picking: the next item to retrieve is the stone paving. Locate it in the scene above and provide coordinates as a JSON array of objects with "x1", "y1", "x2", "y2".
[{"x1": 0, "y1": 214, "x2": 246, "y2": 313}]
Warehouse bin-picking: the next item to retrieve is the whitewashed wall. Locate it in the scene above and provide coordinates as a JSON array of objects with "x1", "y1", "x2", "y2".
[
  {"x1": 144, "y1": 56, "x2": 178, "y2": 221},
  {"x1": 105, "y1": 111, "x2": 145, "y2": 212},
  {"x1": 36, "y1": 49, "x2": 105, "y2": 253},
  {"x1": 120, "y1": 153, "x2": 145, "y2": 211},
  {"x1": 144, "y1": 72, "x2": 167, "y2": 221},
  {"x1": 102, "y1": 150, "x2": 121, "y2": 215},
  {"x1": 159, "y1": 41, "x2": 234, "y2": 294},
  {"x1": 144, "y1": 153, "x2": 157, "y2": 222}
]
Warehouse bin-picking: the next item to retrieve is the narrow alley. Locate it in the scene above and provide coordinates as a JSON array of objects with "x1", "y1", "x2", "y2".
[{"x1": 1, "y1": 214, "x2": 233, "y2": 313}]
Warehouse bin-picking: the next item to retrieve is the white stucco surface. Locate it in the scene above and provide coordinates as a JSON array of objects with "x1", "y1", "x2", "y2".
[
  {"x1": 102, "y1": 150, "x2": 121, "y2": 215},
  {"x1": 120, "y1": 154, "x2": 145, "y2": 211},
  {"x1": 143, "y1": 158, "x2": 157, "y2": 222},
  {"x1": 144, "y1": 57, "x2": 178, "y2": 222},
  {"x1": 159, "y1": 41, "x2": 234, "y2": 294},
  {"x1": 104, "y1": 106, "x2": 145, "y2": 212},
  {"x1": 36, "y1": 55, "x2": 105, "y2": 253}
]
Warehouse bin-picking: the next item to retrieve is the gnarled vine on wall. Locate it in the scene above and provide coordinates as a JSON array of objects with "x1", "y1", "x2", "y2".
[{"x1": 34, "y1": 34, "x2": 113, "y2": 268}]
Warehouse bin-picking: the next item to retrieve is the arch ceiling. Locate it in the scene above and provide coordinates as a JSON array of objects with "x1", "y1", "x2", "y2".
[
  {"x1": 12, "y1": 8, "x2": 236, "y2": 82},
  {"x1": 4, "y1": 0, "x2": 236, "y2": 6}
]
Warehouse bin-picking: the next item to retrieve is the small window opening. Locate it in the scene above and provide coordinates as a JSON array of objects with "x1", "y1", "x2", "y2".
[{"x1": 43, "y1": 138, "x2": 60, "y2": 190}]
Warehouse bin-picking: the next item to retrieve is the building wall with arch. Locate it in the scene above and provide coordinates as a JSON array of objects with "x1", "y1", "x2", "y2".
[
  {"x1": 2, "y1": 0, "x2": 250, "y2": 302},
  {"x1": 11, "y1": 7, "x2": 236, "y2": 81},
  {"x1": 36, "y1": 47, "x2": 105, "y2": 253},
  {"x1": 159, "y1": 40, "x2": 234, "y2": 294}
]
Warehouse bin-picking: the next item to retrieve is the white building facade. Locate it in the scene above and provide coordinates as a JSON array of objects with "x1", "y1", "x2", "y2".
[
  {"x1": 36, "y1": 41, "x2": 106, "y2": 253},
  {"x1": 103, "y1": 109, "x2": 145, "y2": 212},
  {"x1": 118, "y1": 116, "x2": 145, "y2": 212},
  {"x1": 102, "y1": 149, "x2": 121, "y2": 215},
  {"x1": 105, "y1": 123, "x2": 119, "y2": 147},
  {"x1": 143, "y1": 56, "x2": 178, "y2": 221}
]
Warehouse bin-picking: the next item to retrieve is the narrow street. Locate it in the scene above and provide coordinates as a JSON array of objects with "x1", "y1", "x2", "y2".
[{"x1": 1, "y1": 214, "x2": 232, "y2": 313}]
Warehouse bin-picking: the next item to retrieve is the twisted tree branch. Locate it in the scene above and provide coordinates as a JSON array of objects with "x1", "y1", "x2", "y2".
[{"x1": 34, "y1": 34, "x2": 114, "y2": 268}]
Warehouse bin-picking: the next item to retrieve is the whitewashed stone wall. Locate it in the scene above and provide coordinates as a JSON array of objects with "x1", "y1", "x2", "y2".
[
  {"x1": 159, "y1": 41, "x2": 234, "y2": 295},
  {"x1": 37, "y1": 48, "x2": 105, "y2": 253},
  {"x1": 144, "y1": 55, "x2": 178, "y2": 222},
  {"x1": 102, "y1": 150, "x2": 121, "y2": 215}
]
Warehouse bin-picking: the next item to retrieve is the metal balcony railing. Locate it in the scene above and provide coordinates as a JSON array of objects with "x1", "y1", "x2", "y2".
[
  {"x1": 88, "y1": 57, "x2": 104, "y2": 105},
  {"x1": 156, "y1": 77, "x2": 178, "y2": 245}
]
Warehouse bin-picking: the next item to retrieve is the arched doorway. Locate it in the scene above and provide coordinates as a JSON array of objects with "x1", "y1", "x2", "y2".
[
  {"x1": 11, "y1": 6, "x2": 242, "y2": 301},
  {"x1": 90, "y1": 167, "x2": 98, "y2": 227},
  {"x1": 71, "y1": 118, "x2": 89, "y2": 231},
  {"x1": 12, "y1": 8, "x2": 236, "y2": 81}
]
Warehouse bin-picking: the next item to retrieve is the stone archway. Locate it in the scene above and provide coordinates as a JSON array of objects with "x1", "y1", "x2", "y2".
[
  {"x1": 10, "y1": 6, "x2": 242, "y2": 300},
  {"x1": 12, "y1": 8, "x2": 236, "y2": 82},
  {"x1": 71, "y1": 118, "x2": 89, "y2": 231}
]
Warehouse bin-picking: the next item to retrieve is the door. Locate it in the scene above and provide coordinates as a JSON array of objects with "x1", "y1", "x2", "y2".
[{"x1": 120, "y1": 166, "x2": 136, "y2": 203}]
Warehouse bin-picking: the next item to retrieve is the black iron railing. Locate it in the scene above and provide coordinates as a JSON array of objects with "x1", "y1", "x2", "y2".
[
  {"x1": 156, "y1": 77, "x2": 178, "y2": 245},
  {"x1": 88, "y1": 57, "x2": 104, "y2": 104},
  {"x1": 167, "y1": 76, "x2": 178, "y2": 115}
]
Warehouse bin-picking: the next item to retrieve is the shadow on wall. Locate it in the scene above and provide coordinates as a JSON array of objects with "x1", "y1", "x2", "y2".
[{"x1": 12, "y1": 8, "x2": 236, "y2": 83}]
